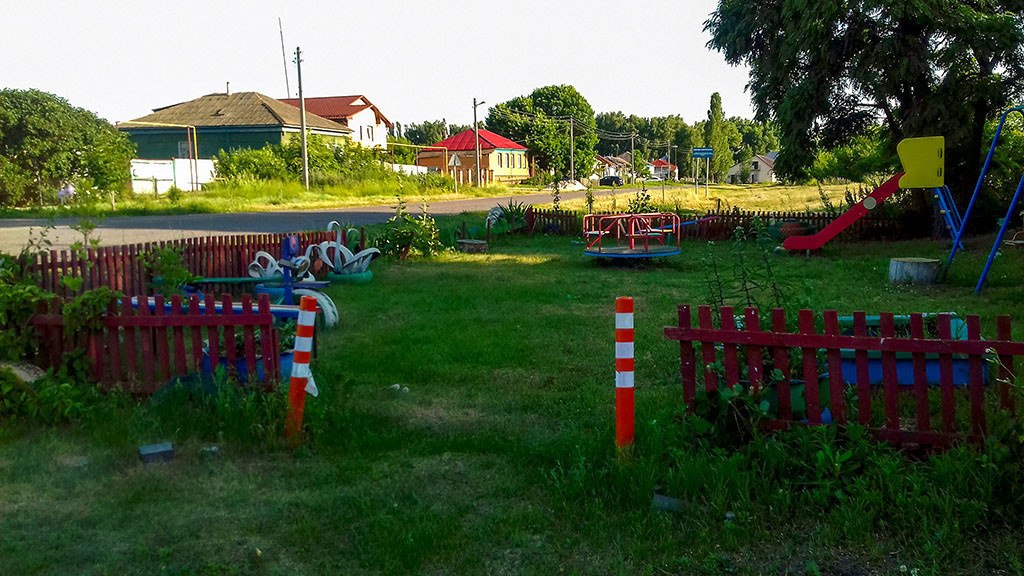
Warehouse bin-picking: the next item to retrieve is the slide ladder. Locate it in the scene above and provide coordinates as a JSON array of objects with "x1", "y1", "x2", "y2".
[{"x1": 933, "y1": 185, "x2": 964, "y2": 248}]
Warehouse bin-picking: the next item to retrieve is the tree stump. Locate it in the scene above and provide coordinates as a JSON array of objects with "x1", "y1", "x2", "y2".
[
  {"x1": 456, "y1": 239, "x2": 488, "y2": 253},
  {"x1": 888, "y1": 257, "x2": 941, "y2": 285}
]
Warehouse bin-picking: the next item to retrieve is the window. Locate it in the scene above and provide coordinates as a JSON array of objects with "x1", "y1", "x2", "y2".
[
  {"x1": 177, "y1": 141, "x2": 190, "y2": 158},
  {"x1": 752, "y1": 161, "x2": 759, "y2": 171},
  {"x1": 359, "y1": 126, "x2": 364, "y2": 140},
  {"x1": 367, "y1": 126, "x2": 374, "y2": 141},
  {"x1": 498, "y1": 153, "x2": 503, "y2": 168}
]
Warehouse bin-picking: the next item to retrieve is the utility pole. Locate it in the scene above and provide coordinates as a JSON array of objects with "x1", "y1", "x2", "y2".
[
  {"x1": 473, "y1": 98, "x2": 486, "y2": 186},
  {"x1": 294, "y1": 46, "x2": 309, "y2": 190},
  {"x1": 569, "y1": 118, "x2": 575, "y2": 182},
  {"x1": 279, "y1": 18, "x2": 291, "y2": 97},
  {"x1": 630, "y1": 134, "x2": 636, "y2": 185}
]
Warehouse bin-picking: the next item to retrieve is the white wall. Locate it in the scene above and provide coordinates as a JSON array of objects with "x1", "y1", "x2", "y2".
[
  {"x1": 349, "y1": 107, "x2": 388, "y2": 149},
  {"x1": 131, "y1": 158, "x2": 215, "y2": 194},
  {"x1": 387, "y1": 163, "x2": 429, "y2": 175}
]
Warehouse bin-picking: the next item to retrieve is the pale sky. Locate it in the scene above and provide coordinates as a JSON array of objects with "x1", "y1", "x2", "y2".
[{"x1": 1, "y1": 0, "x2": 754, "y2": 128}]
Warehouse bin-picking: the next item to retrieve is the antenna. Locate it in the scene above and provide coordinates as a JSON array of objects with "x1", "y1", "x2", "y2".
[{"x1": 279, "y1": 17, "x2": 291, "y2": 98}]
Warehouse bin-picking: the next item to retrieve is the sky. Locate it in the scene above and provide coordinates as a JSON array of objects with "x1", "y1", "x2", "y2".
[{"x1": 1, "y1": 0, "x2": 754, "y2": 128}]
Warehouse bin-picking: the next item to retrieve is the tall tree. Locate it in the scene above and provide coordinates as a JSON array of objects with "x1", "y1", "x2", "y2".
[
  {"x1": 403, "y1": 119, "x2": 471, "y2": 146},
  {"x1": 706, "y1": 1, "x2": 1024, "y2": 197},
  {"x1": 703, "y1": 93, "x2": 734, "y2": 181},
  {"x1": 0, "y1": 88, "x2": 134, "y2": 207},
  {"x1": 486, "y1": 85, "x2": 598, "y2": 179}
]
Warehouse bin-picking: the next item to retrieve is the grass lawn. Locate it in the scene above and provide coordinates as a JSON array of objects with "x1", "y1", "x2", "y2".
[
  {"x1": 2, "y1": 231, "x2": 1024, "y2": 575},
  {"x1": 551, "y1": 182, "x2": 862, "y2": 213}
]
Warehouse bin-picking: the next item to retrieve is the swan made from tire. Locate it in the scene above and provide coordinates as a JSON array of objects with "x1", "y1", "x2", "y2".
[
  {"x1": 320, "y1": 221, "x2": 380, "y2": 274},
  {"x1": 247, "y1": 250, "x2": 315, "y2": 281}
]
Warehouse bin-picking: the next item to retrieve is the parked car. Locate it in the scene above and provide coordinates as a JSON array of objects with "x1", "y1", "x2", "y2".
[{"x1": 599, "y1": 175, "x2": 623, "y2": 187}]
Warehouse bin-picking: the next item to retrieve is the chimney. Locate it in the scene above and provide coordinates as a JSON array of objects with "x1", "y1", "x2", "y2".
[{"x1": 226, "y1": 81, "x2": 230, "y2": 95}]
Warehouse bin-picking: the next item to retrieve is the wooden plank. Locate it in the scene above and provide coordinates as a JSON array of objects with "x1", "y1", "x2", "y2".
[
  {"x1": 909, "y1": 314, "x2": 930, "y2": 432},
  {"x1": 720, "y1": 307, "x2": 740, "y2": 388},
  {"x1": 679, "y1": 305, "x2": 697, "y2": 407},
  {"x1": 823, "y1": 310, "x2": 846, "y2": 423},
  {"x1": 222, "y1": 294, "x2": 237, "y2": 380},
  {"x1": 204, "y1": 293, "x2": 220, "y2": 377},
  {"x1": 153, "y1": 295, "x2": 170, "y2": 383},
  {"x1": 967, "y1": 315, "x2": 985, "y2": 436},
  {"x1": 936, "y1": 314, "x2": 956, "y2": 434},
  {"x1": 121, "y1": 295, "x2": 139, "y2": 385},
  {"x1": 772, "y1": 309, "x2": 791, "y2": 420},
  {"x1": 799, "y1": 310, "x2": 821, "y2": 424},
  {"x1": 743, "y1": 308, "x2": 763, "y2": 396},
  {"x1": 996, "y1": 316, "x2": 1015, "y2": 413},
  {"x1": 137, "y1": 293, "x2": 155, "y2": 387},
  {"x1": 171, "y1": 295, "x2": 187, "y2": 377},
  {"x1": 105, "y1": 297, "x2": 122, "y2": 384},
  {"x1": 188, "y1": 296, "x2": 203, "y2": 371},
  {"x1": 880, "y1": 313, "x2": 899, "y2": 432},
  {"x1": 697, "y1": 306, "x2": 718, "y2": 393},
  {"x1": 241, "y1": 295, "x2": 258, "y2": 384},
  {"x1": 258, "y1": 294, "x2": 277, "y2": 390},
  {"x1": 853, "y1": 312, "x2": 872, "y2": 426}
]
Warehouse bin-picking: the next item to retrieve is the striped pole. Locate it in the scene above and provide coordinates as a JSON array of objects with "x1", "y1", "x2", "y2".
[
  {"x1": 615, "y1": 297, "x2": 635, "y2": 449},
  {"x1": 286, "y1": 295, "x2": 319, "y2": 439}
]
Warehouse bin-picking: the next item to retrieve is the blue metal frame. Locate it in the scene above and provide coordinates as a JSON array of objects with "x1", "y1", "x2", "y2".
[{"x1": 946, "y1": 105, "x2": 1024, "y2": 293}]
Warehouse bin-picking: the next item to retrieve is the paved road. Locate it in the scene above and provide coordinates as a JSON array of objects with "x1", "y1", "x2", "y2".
[{"x1": 0, "y1": 187, "x2": 645, "y2": 252}]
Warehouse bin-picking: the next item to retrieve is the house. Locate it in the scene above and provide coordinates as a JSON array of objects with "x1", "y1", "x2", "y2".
[
  {"x1": 280, "y1": 95, "x2": 392, "y2": 149},
  {"x1": 649, "y1": 158, "x2": 678, "y2": 180},
  {"x1": 119, "y1": 92, "x2": 352, "y2": 159},
  {"x1": 416, "y1": 129, "x2": 530, "y2": 185},
  {"x1": 727, "y1": 152, "x2": 779, "y2": 184},
  {"x1": 593, "y1": 154, "x2": 631, "y2": 178}
]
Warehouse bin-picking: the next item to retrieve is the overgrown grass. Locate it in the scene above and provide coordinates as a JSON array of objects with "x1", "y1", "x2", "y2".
[
  {"x1": 2, "y1": 232, "x2": 1024, "y2": 574},
  {"x1": 0, "y1": 178, "x2": 517, "y2": 218},
  {"x1": 552, "y1": 182, "x2": 859, "y2": 213}
]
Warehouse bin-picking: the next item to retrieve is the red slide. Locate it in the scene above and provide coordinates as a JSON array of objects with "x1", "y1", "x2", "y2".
[{"x1": 782, "y1": 173, "x2": 903, "y2": 251}]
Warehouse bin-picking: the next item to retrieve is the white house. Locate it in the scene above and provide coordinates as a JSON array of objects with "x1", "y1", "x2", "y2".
[
  {"x1": 280, "y1": 95, "x2": 393, "y2": 149},
  {"x1": 727, "y1": 152, "x2": 779, "y2": 184},
  {"x1": 592, "y1": 154, "x2": 631, "y2": 178}
]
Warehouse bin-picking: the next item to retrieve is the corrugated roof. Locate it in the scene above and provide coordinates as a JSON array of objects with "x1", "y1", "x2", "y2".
[
  {"x1": 650, "y1": 159, "x2": 677, "y2": 170},
  {"x1": 124, "y1": 92, "x2": 352, "y2": 133},
  {"x1": 280, "y1": 95, "x2": 393, "y2": 128},
  {"x1": 430, "y1": 128, "x2": 526, "y2": 152}
]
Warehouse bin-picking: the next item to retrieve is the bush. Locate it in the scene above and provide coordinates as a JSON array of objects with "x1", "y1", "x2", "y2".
[
  {"x1": 375, "y1": 197, "x2": 442, "y2": 259},
  {"x1": 214, "y1": 147, "x2": 290, "y2": 181}
]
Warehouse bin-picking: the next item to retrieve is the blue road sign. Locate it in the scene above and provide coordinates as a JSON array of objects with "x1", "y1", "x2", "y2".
[{"x1": 692, "y1": 148, "x2": 714, "y2": 159}]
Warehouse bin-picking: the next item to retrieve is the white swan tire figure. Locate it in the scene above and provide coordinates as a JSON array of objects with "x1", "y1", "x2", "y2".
[{"x1": 293, "y1": 289, "x2": 339, "y2": 328}]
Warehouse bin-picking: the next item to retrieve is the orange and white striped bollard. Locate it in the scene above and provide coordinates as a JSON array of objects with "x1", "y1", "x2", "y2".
[
  {"x1": 615, "y1": 297, "x2": 635, "y2": 450},
  {"x1": 286, "y1": 295, "x2": 319, "y2": 440}
]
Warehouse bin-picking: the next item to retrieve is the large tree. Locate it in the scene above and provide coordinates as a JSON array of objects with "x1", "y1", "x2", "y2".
[
  {"x1": 704, "y1": 93, "x2": 735, "y2": 181},
  {"x1": 0, "y1": 89, "x2": 134, "y2": 206},
  {"x1": 706, "y1": 1, "x2": 1024, "y2": 196},
  {"x1": 486, "y1": 85, "x2": 598, "y2": 179}
]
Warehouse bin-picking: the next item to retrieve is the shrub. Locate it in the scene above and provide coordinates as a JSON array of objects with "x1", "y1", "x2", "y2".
[
  {"x1": 375, "y1": 197, "x2": 442, "y2": 259},
  {"x1": 214, "y1": 146, "x2": 290, "y2": 181}
]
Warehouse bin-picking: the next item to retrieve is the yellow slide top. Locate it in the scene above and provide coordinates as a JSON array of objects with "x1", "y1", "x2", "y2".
[{"x1": 897, "y1": 136, "x2": 945, "y2": 188}]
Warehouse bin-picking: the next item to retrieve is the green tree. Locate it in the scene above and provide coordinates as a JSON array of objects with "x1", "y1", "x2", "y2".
[
  {"x1": 486, "y1": 85, "x2": 598, "y2": 180},
  {"x1": 0, "y1": 88, "x2": 134, "y2": 206},
  {"x1": 387, "y1": 135, "x2": 417, "y2": 165},
  {"x1": 706, "y1": 0, "x2": 1024, "y2": 199},
  {"x1": 703, "y1": 93, "x2": 734, "y2": 181},
  {"x1": 404, "y1": 120, "x2": 451, "y2": 146}
]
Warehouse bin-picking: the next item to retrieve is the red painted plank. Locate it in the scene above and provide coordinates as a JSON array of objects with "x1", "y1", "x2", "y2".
[
  {"x1": 241, "y1": 295, "x2": 258, "y2": 384},
  {"x1": 189, "y1": 296, "x2": 204, "y2": 372},
  {"x1": 258, "y1": 294, "x2": 277, "y2": 390},
  {"x1": 799, "y1": 310, "x2": 821, "y2": 424},
  {"x1": 153, "y1": 295, "x2": 170, "y2": 383},
  {"x1": 698, "y1": 306, "x2": 718, "y2": 393},
  {"x1": 105, "y1": 297, "x2": 122, "y2": 383},
  {"x1": 909, "y1": 314, "x2": 930, "y2": 432},
  {"x1": 122, "y1": 295, "x2": 139, "y2": 385},
  {"x1": 170, "y1": 295, "x2": 187, "y2": 377},
  {"x1": 823, "y1": 310, "x2": 846, "y2": 424},
  {"x1": 222, "y1": 294, "x2": 237, "y2": 380},
  {"x1": 936, "y1": 315, "x2": 956, "y2": 434},
  {"x1": 772, "y1": 308, "x2": 791, "y2": 420},
  {"x1": 204, "y1": 294, "x2": 220, "y2": 372},
  {"x1": 967, "y1": 315, "x2": 985, "y2": 437},
  {"x1": 997, "y1": 316, "x2": 1015, "y2": 413},
  {"x1": 720, "y1": 307, "x2": 740, "y2": 388},
  {"x1": 679, "y1": 305, "x2": 697, "y2": 407},
  {"x1": 880, "y1": 313, "x2": 900, "y2": 432},
  {"x1": 744, "y1": 308, "x2": 763, "y2": 396},
  {"x1": 137, "y1": 294, "x2": 155, "y2": 387}
]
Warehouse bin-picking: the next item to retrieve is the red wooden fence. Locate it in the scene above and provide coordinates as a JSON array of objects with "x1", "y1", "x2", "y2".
[
  {"x1": 525, "y1": 207, "x2": 910, "y2": 242},
  {"x1": 664, "y1": 305, "x2": 1021, "y2": 448},
  {"x1": 30, "y1": 228, "x2": 366, "y2": 297},
  {"x1": 31, "y1": 293, "x2": 281, "y2": 394}
]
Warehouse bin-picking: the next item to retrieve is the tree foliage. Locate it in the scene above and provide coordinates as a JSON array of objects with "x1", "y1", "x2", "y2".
[
  {"x1": 706, "y1": 0, "x2": 1024, "y2": 197},
  {"x1": 704, "y1": 93, "x2": 735, "y2": 181},
  {"x1": 0, "y1": 89, "x2": 135, "y2": 207},
  {"x1": 486, "y1": 85, "x2": 598, "y2": 179}
]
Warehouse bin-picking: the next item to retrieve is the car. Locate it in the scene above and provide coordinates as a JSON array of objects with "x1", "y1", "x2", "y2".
[{"x1": 599, "y1": 175, "x2": 623, "y2": 187}]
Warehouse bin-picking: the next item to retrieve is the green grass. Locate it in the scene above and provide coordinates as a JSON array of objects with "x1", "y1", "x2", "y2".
[
  {"x1": 0, "y1": 179, "x2": 519, "y2": 219},
  {"x1": 2, "y1": 233, "x2": 1024, "y2": 574}
]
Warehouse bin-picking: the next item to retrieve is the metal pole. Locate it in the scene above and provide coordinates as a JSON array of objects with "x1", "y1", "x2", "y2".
[
  {"x1": 295, "y1": 47, "x2": 309, "y2": 191},
  {"x1": 473, "y1": 98, "x2": 484, "y2": 186},
  {"x1": 630, "y1": 135, "x2": 635, "y2": 184},
  {"x1": 279, "y1": 18, "x2": 291, "y2": 98},
  {"x1": 570, "y1": 119, "x2": 575, "y2": 182}
]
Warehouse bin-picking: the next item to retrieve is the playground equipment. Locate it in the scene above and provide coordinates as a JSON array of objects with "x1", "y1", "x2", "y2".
[
  {"x1": 583, "y1": 213, "x2": 683, "y2": 259},
  {"x1": 946, "y1": 105, "x2": 1024, "y2": 293},
  {"x1": 783, "y1": 136, "x2": 948, "y2": 251},
  {"x1": 314, "y1": 221, "x2": 380, "y2": 281}
]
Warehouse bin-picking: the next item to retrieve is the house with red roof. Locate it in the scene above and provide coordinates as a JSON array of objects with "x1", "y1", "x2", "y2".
[
  {"x1": 416, "y1": 128, "x2": 530, "y2": 185},
  {"x1": 280, "y1": 95, "x2": 392, "y2": 149},
  {"x1": 649, "y1": 158, "x2": 678, "y2": 180}
]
